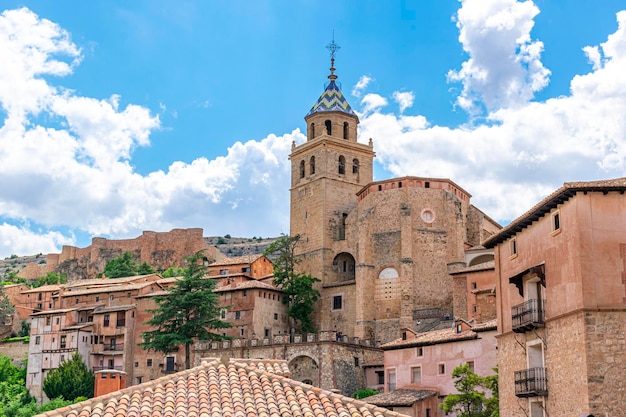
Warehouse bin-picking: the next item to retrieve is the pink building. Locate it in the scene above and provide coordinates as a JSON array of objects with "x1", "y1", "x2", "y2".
[{"x1": 484, "y1": 178, "x2": 626, "y2": 416}]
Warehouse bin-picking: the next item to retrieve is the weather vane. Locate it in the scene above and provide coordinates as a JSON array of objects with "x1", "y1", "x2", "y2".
[
  {"x1": 326, "y1": 31, "x2": 340, "y2": 59},
  {"x1": 326, "y1": 31, "x2": 340, "y2": 81}
]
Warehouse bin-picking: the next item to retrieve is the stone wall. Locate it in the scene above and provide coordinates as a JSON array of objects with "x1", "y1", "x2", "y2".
[{"x1": 194, "y1": 331, "x2": 383, "y2": 397}]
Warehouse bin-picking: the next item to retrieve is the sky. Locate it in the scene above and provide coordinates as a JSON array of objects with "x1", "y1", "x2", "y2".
[{"x1": 1, "y1": 0, "x2": 625, "y2": 258}]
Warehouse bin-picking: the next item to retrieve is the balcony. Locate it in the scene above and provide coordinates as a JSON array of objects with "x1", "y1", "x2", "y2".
[
  {"x1": 103, "y1": 343, "x2": 124, "y2": 352},
  {"x1": 514, "y1": 367, "x2": 548, "y2": 397},
  {"x1": 511, "y1": 299, "x2": 545, "y2": 333}
]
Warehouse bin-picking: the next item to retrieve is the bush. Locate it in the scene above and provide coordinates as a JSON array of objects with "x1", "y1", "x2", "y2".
[{"x1": 353, "y1": 389, "x2": 379, "y2": 399}]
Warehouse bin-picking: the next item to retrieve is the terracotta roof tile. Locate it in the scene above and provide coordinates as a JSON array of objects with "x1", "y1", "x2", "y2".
[
  {"x1": 209, "y1": 255, "x2": 264, "y2": 267},
  {"x1": 363, "y1": 389, "x2": 438, "y2": 407},
  {"x1": 36, "y1": 360, "x2": 407, "y2": 417}
]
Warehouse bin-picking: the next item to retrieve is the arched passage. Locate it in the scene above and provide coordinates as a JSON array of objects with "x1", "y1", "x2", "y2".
[
  {"x1": 333, "y1": 253, "x2": 355, "y2": 282},
  {"x1": 288, "y1": 355, "x2": 319, "y2": 386}
]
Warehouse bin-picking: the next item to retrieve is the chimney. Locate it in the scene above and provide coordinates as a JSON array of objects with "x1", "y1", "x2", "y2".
[{"x1": 94, "y1": 370, "x2": 127, "y2": 397}]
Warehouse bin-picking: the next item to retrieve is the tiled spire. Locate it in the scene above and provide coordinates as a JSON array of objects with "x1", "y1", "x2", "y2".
[{"x1": 306, "y1": 38, "x2": 356, "y2": 117}]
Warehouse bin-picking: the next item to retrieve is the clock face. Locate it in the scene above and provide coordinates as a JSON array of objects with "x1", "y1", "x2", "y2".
[{"x1": 421, "y1": 209, "x2": 435, "y2": 223}]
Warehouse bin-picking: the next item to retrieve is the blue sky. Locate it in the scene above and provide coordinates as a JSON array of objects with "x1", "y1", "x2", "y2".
[{"x1": 1, "y1": 0, "x2": 625, "y2": 258}]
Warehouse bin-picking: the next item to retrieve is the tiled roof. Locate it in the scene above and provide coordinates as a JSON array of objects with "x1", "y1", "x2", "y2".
[
  {"x1": 363, "y1": 389, "x2": 438, "y2": 407},
  {"x1": 30, "y1": 307, "x2": 78, "y2": 316},
  {"x1": 21, "y1": 284, "x2": 61, "y2": 294},
  {"x1": 209, "y1": 255, "x2": 264, "y2": 266},
  {"x1": 92, "y1": 304, "x2": 136, "y2": 314},
  {"x1": 306, "y1": 80, "x2": 356, "y2": 117},
  {"x1": 64, "y1": 274, "x2": 162, "y2": 288},
  {"x1": 60, "y1": 281, "x2": 159, "y2": 297},
  {"x1": 483, "y1": 177, "x2": 626, "y2": 248},
  {"x1": 382, "y1": 320, "x2": 498, "y2": 350},
  {"x1": 37, "y1": 358, "x2": 408, "y2": 417},
  {"x1": 215, "y1": 280, "x2": 281, "y2": 293},
  {"x1": 202, "y1": 358, "x2": 291, "y2": 377}
]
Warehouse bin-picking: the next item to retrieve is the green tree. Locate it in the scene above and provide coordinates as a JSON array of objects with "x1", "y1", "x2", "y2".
[
  {"x1": 141, "y1": 250, "x2": 231, "y2": 369},
  {"x1": 137, "y1": 261, "x2": 156, "y2": 275},
  {"x1": 0, "y1": 355, "x2": 33, "y2": 417},
  {"x1": 42, "y1": 352, "x2": 94, "y2": 401},
  {"x1": 17, "y1": 320, "x2": 30, "y2": 338},
  {"x1": 103, "y1": 251, "x2": 138, "y2": 278},
  {"x1": 439, "y1": 364, "x2": 498, "y2": 417},
  {"x1": 161, "y1": 266, "x2": 185, "y2": 278},
  {"x1": 263, "y1": 234, "x2": 320, "y2": 332},
  {"x1": 0, "y1": 285, "x2": 14, "y2": 325},
  {"x1": 32, "y1": 272, "x2": 66, "y2": 288}
]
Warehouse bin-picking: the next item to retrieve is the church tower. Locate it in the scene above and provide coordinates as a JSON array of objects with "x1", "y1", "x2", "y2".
[{"x1": 289, "y1": 42, "x2": 375, "y2": 330}]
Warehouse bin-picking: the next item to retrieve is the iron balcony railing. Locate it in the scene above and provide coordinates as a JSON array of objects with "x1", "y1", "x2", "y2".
[
  {"x1": 103, "y1": 343, "x2": 124, "y2": 351},
  {"x1": 511, "y1": 299, "x2": 545, "y2": 333},
  {"x1": 514, "y1": 367, "x2": 548, "y2": 397}
]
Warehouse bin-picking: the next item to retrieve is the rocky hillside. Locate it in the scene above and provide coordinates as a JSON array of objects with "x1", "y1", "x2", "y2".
[{"x1": 0, "y1": 235, "x2": 280, "y2": 282}]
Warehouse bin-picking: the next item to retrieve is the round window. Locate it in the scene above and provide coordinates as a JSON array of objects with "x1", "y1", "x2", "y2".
[{"x1": 421, "y1": 209, "x2": 435, "y2": 223}]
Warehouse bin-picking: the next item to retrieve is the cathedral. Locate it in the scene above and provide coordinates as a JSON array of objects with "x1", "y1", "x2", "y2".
[{"x1": 289, "y1": 52, "x2": 500, "y2": 344}]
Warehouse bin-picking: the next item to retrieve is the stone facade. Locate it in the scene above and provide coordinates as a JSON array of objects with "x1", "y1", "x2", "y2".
[
  {"x1": 485, "y1": 179, "x2": 626, "y2": 417},
  {"x1": 194, "y1": 330, "x2": 383, "y2": 397},
  {"x1": 290, "y1": 65, "x2": 500, "y2": 344}
]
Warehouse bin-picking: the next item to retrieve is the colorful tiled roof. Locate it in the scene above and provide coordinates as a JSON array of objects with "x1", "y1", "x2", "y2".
[
  {"x1": 306, "y1": 80, "x2": 356, "y2": 117},
  {"x1": 36, "y1": 358, "x2": 409, "y2": 417}
]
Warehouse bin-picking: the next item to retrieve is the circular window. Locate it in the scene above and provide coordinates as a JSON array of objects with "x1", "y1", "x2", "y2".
[{"x1": 421, "y1": 209, "x2": 435, "y2": 223}]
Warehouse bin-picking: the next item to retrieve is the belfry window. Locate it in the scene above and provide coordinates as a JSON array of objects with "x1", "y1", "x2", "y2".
[
  {"x1": 310, "y1": 123, "x2": 315, "y2": 139},
  {"x1": 310, "y1": 156, "x2": 316, "y2": 175},
  {"x1": 343, "y1": 122, "x2": 349, "y2": 139},
  {"x1": 338, "y1": 156, "x2": 345, "y2": 174},
  {"x1": 325, "y1": 120, "x2": 332, "y2": 135},
  {"x1": 352, "y1": 159, "x2": 359, "y2": 174},
  {"x1": 300, "y1": 161, "x2": 305, "y2": 178}
]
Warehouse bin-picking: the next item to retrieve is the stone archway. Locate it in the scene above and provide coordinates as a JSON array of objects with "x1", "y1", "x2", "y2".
[
  {"x1": 332, "y1": 253, "x2": 355, "y2": 282},
  {"x1": 288, "y1": 355, "x2": 319, "y2": 386}
]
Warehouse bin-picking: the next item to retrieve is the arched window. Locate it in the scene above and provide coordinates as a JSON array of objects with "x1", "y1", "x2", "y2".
[
  {"x1": 325, "y1": 120, "x2": 332, "y2": 135},
  {"x1": 310, "y1": 123, "x2": 315, "y2": 140},
  {"x1": 379, "y1": 267, "x2": 399, "y2": 279},
  {"x1": 352, "y1": 159, "x2": 359, "y2": 174},
  {"x1": 343, "y1": 122, "x2": 349, "y2": 139},
  {"x1": 310, "y1": 156, "x2": 316, "y2": 175},
  {"x1": 338, "y1": 156, "x2": 345, "y2": 175},
  {"x1": 300, "y1": 160, "x2": 305, "y2": 178}
]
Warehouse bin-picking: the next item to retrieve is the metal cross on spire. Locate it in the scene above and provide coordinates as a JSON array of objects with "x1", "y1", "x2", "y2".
[{"x1": 326, "y1": 31, "x2": 340, "y2": 81}]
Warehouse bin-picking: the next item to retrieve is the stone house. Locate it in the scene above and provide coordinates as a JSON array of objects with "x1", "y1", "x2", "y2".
[
  {"x1": 207, "y1": 254, "x2": 274, "y2": 279},
  {"x1": 289, "y1": 57, "x2": 501, "y2": 345},
  {"x1": 483, "y1": 178, "x2": 626, "y2": 416}
]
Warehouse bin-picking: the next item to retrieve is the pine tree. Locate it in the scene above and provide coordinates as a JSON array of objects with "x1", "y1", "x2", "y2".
[
  {"x1": 42, "y1": 352, "x2": 94, "y2": 401},
  {"x1": 141, "y1": 250, "x2": 230, "y2": 369}
]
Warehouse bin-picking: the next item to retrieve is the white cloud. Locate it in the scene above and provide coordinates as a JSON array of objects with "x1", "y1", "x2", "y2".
[
  {"x1": 0, "y1": 7, "x2": 298, "y2": 257},
  {"x1": 0, "y1": 223, "x2": 75, "y2": 258},
  {"x1": 392, "y1": 91, "x2": 415, "y2": 113},
  {"x1": 360, "y1": 93, "x2": 388, "y2": 114},
  {"x1": 359, "y1": 6, "x2": 626, "y2": 223},
  {"x1": 447, "y1": 0, "x2": 551, "y2": 113},
  {"x1": 352, "y1": 75, "x2": 373, "y2": 97}
]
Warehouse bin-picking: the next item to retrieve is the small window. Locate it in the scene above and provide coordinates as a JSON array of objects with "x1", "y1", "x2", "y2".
[
  {"x1": 467, "y1": 361, "x2": 474, "y2": 372},
  {"x1": 471, "y1": 282, "x2": 477, "y2": 289},
  {"x1": 510, "y1": 238, "x2": 518, "y2": 256},
  {"x1": 402, "y1": 332, "x2": 407, "y2": 340},
  {"x1": 338, "y1": 156, "x2": 345, "y2": 175},
  {"x1": 424, "y1": 181, "x2": 430, "y2": 188},
  {"x1": 274, "y1": 313, "x2": 278, "y2": 320},
  {"x1": 60, "y1": 335, "x2": 66, "y2": 349},
  {"x1": 310, "y1": 156, "x2": 316, "y2": 175},
  {"x1": 352, "y1": 159, "x2": 359, "y2": 174},
  {"x1": 438, "y1": 363, "x2": 446, "y2": 375},
  {"x1": 242, "y1": 290, "x2": 247, "y2": 297},
  {"x1": 552, "y1": 211, "x2": 561, "y2": 233},
  {"x1": 310, "y1": 123, "x2": 315, "y2": 139},
  {"x1": 95, "y1": 296, "x2": 99, "y2": 302},
  {"x1": 221, "y1": 309, "x2": 226, "y2": 319},
  {"x1": 35, "y1": 336, "x2": 41, "y2": 345},
  {"x1": 417, "y1": 346, "x2": 423, "y2": 357},
  {"x1": 147, "y1": 359, "x2": 153, "y2": 367},
  {"x1": 343, "y1": 122, "x2": 349, "y2": 139},
  {"x1": 300, "y1": 160, "x2": 305, "y2": 178},
  {"x1": 103, "y1": 314, "x2": 110, "y2": 327},
  {"x1": 354, "y1": 357, "x2": 359, "y2": 366},
  {"x1": 135, "y1": 362, "x2": 139, "y2": 368},
  {"x1": 220, "y1": 269, "x2": 229, "y2": 275},
  {"x1": 102, "y1": 373, "x2": 107, "y2": 379},
  {"x1": 376, "y1": 370, "x2": 384, "y2": 385},
  {"x1": 378, "y1": 185, "x2": 382, "y2": 191},
  {"x1": 325, "y1": 120, "x2": 332, "y2": 135},
  {"x1": 264, "y1": 328, "x2": 270, "y2": 338},
  {"x1": 332, "y1": 295, "x2": 343, "y2": 310},
  {"x1": 56, "y1": 317, "x2": 59, "y2": 325},
  {"x1": 136, "y1": 376, "x2": 143, "y2": 384},
  {"x1": 411, "y1": 366, "x2": 422, "y2": 384},
  {"x1": 235, "y1": 311, "x2": 241, "y2": 320},
  {"x1": 76, "y1": 298, "x2": 79, "y2": 304}
]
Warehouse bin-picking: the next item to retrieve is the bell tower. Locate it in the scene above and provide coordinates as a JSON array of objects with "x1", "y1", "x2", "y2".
[{"x1": 289, "y1": 40, "x2": 375, "y2": 293}]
